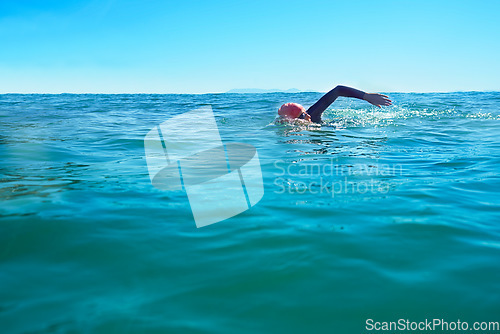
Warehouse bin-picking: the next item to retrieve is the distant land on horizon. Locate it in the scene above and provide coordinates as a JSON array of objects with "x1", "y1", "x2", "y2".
[
  {"x1": 223, "y1": 88, "x2": 499, "y2": 94},
  {"x1": 225, "y1": 88, "x2": 309, "y2": 94}
]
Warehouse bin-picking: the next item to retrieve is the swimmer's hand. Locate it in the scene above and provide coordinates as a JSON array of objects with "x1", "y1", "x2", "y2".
[{"x1": 363, "y1": 93, "x2": 392, "y2": 108}]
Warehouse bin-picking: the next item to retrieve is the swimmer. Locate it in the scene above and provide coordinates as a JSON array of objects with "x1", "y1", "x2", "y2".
[{"x1": 278, "y1": 85, "x2": 392, "y2": 123}]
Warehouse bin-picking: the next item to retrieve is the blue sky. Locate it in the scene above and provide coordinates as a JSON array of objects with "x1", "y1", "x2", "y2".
[{"x1": 0, "y1": 0, "x2": 498, "y2": 93}]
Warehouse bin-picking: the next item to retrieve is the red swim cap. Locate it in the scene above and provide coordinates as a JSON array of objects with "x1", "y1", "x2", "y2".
[{"x1": 278, "y1": 103, "x2": 305, "y2": 119}]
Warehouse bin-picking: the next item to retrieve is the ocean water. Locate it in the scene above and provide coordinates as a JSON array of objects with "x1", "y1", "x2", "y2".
[{"x1": 1, "y1": 92, "x2": 499, "y2": 333}]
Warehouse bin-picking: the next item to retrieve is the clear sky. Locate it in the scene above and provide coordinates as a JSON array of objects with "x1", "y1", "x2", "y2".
[{"x1": 0, "y1": 0, "x2": 499, "y2": 93}]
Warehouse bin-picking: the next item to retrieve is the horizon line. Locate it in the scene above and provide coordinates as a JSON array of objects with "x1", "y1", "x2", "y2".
[{"x1": 1, "y1": 90, "x2": 499, "y2": 95}]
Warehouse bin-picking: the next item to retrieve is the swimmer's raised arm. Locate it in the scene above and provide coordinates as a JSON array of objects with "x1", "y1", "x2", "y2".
[{"x1": 306, "y1": 85, "x2": 392, "y2": 123}]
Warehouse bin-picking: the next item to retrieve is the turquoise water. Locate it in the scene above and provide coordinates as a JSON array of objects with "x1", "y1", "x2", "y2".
[{"x1": 1, "y1": 92, "x2": 500, "y2": 333}]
